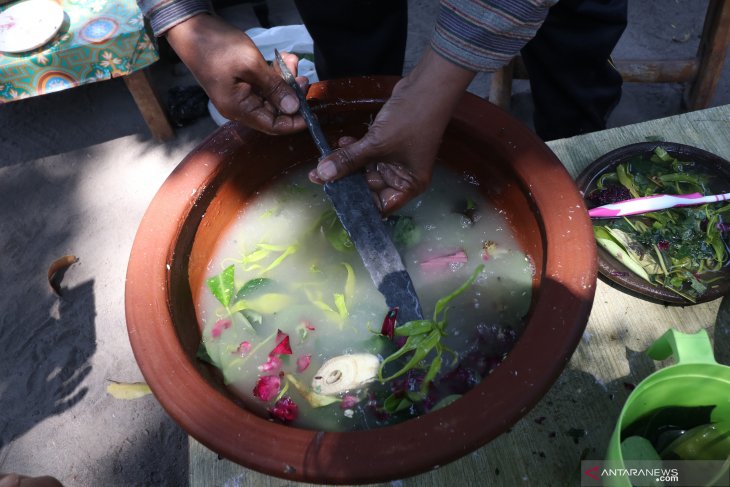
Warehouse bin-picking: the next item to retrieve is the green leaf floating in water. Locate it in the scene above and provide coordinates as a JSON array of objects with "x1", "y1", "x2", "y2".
[
  {"x1": 378, "y1": 264, "x2": 485, "y2": 395},
  {"x1": 319, "y1": 209, "x2": 353, "y2": 252},
  {"x1": 235, "y1": 277, "x2": 274, "y2": 301},
  {"x1": 207, "y1": 264, "x2": 235, "y2": 307}
]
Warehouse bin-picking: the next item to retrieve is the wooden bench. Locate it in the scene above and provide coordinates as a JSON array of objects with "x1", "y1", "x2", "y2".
[{"x1": 489, "y1": 0, "x2": 730, "y2": 111}]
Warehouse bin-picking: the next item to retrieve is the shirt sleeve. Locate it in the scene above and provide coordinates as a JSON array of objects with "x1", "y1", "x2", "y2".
[
  {"x1": 137, "y1": 0, "x2": 214, "y2": 36},
  {"x1": 431, "y1": 0, "x2": 558, "y2": 72}
]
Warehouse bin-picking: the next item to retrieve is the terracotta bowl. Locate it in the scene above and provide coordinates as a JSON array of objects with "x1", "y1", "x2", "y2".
[{"x1": 125, "y1": 77, "x2": 597, "y2": 484}]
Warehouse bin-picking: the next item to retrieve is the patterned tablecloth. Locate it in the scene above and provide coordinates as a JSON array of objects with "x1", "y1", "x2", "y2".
[{"x1": 0, "y1": 0, "x2": 158, "y2": 102}]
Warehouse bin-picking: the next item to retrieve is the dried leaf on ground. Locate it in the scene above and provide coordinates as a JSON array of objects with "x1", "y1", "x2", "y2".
[
  {"x1": 48, "y1": 255, "x2": 79, "y2": 296},
  {"x1": 106, "y1": 381, "x2": 152, "y2": 400}
]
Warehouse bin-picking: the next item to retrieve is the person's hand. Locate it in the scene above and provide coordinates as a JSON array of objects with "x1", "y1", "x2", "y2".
[
  {"x1": 165, "y1": 14, "x2": 307, "y2": 135},
  {"x1": 308, "y1": 48, "x2": 476, "y2": 213},
  {"x1": 0, "y1": 473, "x2": 64, "y2": 487}
]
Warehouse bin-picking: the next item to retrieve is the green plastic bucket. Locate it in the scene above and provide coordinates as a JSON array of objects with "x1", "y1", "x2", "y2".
[{"x1": 605, "y1": 329, "x2": 730, "y2": 486}]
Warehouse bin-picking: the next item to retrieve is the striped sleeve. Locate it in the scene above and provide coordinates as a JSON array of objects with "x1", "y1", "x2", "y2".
[
  {"x1": 431, "y1": 0, "x2": 558, "y2": 72},
  {"x1": 137, "y1": 0, "x2": 213, "y2": 36}
]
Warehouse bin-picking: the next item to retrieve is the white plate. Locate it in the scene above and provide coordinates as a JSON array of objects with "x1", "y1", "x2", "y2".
[{"x1": 0, "y1": 0, "x2": 65, "y2": 53}]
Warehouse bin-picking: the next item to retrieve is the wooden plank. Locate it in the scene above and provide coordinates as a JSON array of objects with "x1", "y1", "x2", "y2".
[
  {"x1": 613, "y1": 58, "x2": 698, "y2": 83},
  {"x1": 189, "y1": 105, "x2": 730, "y2": 487},
  {"x1": 507, "y1": 57, "x2": 699, "y2": 84},
  {"x1": 488, "y1": 60, "x2": 514, "y2": 109},
  {"x1": 123, "y1": 69, "x2": 175, "y2": 141},
  {"x1": 685, "y1": 0, "x2": 730, "y2": 110}
]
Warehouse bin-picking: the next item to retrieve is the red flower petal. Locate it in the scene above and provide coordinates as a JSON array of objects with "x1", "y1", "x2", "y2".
[
  {"x1": 296, "y1": 354, "x2": 311, "y2": 372},
  {"x1": 268, "y1": 396, "x2": 298, "y2": 423},
  {"x1": 380, "y1": 308, "x2": 398, "y2": 339},
  {"x1": 253, "y1": 375, "x2": 281, "y2": 402},
  {"x1": 270, "y1": 329, "x2": 292, "y2": 355},
  {"x1": 305, "y1": 323, "x2": 316, "y2": 331},
  {"x1": 211, "y1": 319, "x2": 232, "y2": 339},
  {"x1": 257, "y1": 355, "x2": 282, "y2": 372}
]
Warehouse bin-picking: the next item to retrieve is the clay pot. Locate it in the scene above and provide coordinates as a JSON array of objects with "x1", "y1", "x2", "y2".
[{"x1": 125, "y1": 77, "x2": 596, "y2": 484}]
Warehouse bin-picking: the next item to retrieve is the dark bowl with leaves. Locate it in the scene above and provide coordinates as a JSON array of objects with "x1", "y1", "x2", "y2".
[
  {"x1": 576, "y1": 141, "x2": 730, "y2": 305},
  {"x1": 125, "y1": 77, "x2": 597, "y2": 484}
]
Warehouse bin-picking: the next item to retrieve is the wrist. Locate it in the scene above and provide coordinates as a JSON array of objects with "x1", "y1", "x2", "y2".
[
  {"x1": 397, "y1": 47, "x2": 476, "y2": 129},
  {"x1": 147, "y1": 1, "x2": 213, "y2": 37}
]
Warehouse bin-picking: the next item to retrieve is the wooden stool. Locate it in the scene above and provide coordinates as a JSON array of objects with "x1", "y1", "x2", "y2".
[{"x1": 489, "y1": 0, "x2": 730, "y2": 111}]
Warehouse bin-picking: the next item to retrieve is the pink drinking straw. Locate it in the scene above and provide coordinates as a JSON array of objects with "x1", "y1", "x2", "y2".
[{"x1": 589, "y1": 192, "x2": 730, "y2": 218}]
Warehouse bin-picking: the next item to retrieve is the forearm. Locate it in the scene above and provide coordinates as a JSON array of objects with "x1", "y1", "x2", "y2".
[
  {"x1": 431, "y1": 0, "x2": 558, "y2": 72},
  {"x1": 137, "y1": 0, "x2": 213, "y2": 36},
  {"x1": 398, "y1": 47, "x2": 476, "y2": 134}
]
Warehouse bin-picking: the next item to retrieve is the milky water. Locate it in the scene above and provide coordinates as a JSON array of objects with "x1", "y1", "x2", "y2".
[{"x1": 196, "y1": 164, "x2": 534, "y2": 431}]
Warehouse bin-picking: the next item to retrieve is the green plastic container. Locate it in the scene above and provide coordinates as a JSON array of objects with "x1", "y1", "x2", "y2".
[{"x1": 605, "y1": 329, "x2": 730, "y2": 486}]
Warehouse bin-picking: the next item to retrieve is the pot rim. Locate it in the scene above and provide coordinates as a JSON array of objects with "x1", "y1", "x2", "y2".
[{"x1": 125, "y1": 76, "x2": 597, "y2": 484}]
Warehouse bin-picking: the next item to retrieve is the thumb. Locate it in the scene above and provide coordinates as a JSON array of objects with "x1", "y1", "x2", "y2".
[
  {"x1": 314, "y1": 136, "x2": 376, "y2": 182},
  {"x1": 259, "y1": 69, "x2": 300, "y2": 114},
  {"x1": 262, "y1": 51, "x2": 301, "y2": 114}
]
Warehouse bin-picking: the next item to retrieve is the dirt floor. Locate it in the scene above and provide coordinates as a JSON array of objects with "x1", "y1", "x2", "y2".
[{"x1": 0, "y1": 1, "x2": 728, "y2": 486}]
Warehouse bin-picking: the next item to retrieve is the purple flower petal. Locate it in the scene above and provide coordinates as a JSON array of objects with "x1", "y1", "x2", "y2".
[
  {"x1": 340, "y1": 394, "x2": 359, "y2": 409},
  {"x1": 268, "y1": 396, "x2": 298, "y2": 423}
]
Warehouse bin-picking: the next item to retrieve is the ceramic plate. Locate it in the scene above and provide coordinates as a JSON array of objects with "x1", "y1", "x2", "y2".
[
  {"x1": 0, "y1": 0, "x2": 64, "y2": 53},
  {"x1": 576, "y1": 141, "x2": 730, "y2": 305}
]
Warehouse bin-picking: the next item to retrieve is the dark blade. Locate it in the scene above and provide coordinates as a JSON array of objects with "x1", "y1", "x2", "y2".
[{"x1": 274, "y1": 50, "x2": 423, "y2": 322}]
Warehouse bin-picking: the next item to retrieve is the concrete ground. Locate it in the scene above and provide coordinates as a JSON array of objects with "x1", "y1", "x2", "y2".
[{"x1": 0, "y1": 1, "x2": 728, "y2": 486}]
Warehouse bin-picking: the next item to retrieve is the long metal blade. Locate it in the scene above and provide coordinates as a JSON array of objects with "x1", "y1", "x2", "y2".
[{"x1": 274, "y1": 50, "x2": 423, "y2": 322}]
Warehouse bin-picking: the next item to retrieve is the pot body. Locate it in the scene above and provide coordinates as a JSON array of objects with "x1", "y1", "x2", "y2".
[{"x1": 125, "y1": 76, "x2": 597, "y2": 483}]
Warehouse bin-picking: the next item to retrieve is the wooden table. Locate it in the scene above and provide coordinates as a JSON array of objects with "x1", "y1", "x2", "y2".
[
  {"x1": 189, "y1": 104, "x2": 730, "y2": 486},
  {"x1": 0, "y1": 0, "x2": 173, "y2": 140}
]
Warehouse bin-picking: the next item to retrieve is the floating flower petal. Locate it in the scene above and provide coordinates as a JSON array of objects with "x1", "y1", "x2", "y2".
[
  {"x1": 340, "y1": 394, "x2": 359, "y2": 409},
  {"x1": 380, "y1": 308, "x2": 398, "y2": 339},
  {"x1": 211, "y1": 319, "x2": 232, "y2": 338},
  {"x1": 268, "y1": 396, "x2": 298, "y2": 423},
  {"x1": 258, "y1": 355, "x2": 282, "y2": 372},
  {"x1": 235, "y1": 341, "x2": 251, "y2": 356},
  {"x1": 296, "y1": 354, "x2": 311, "y2": 372},
  {"x1": 253, "y1": 375, "x2": 281, "y2": 401},
  {"x1": 270, "y1": 329, "x2": 292, "y2": 355}
]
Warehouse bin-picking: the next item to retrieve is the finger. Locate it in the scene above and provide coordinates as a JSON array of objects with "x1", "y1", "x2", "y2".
[
  {"x1": 308, "y1": 168, "x2": 323, "y2": 185},
  {"x1": 279, "y1": 51, "x2": 300, "y2": 76},
  {"x1": 236, "y1": 92, "x2": 305, "y2": 134},
  {"x1": 337, "y1": 136, "x2": 358, "y2": 147},
  {"x1": 260, "y1": 67, "x2": 299, "y2": 114},
  {"x1": 378, "y1": 188, "x2": 410, "y2": 214},
  {"x1": 295, "y1": 76, "x2": 309, "y2": 91},
  {"x1": 315, "y1": 136, "x2": 378, "y2": 182},
  {"x1": 376, "y1": 162, "x2": 418, "y2": 192},
  {"x1": 364, "y1": 165, "x2": 388, "y2": 191}
]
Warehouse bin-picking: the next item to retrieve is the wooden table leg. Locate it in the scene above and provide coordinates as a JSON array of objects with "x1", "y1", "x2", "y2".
[
  {"x1": 123, "y1": 69, "x2": 174, "y2": 141},
  {"x1": 685, "y1": 0, "x2": 730, "y2": 110},
  {"x1": 488, "y1": 59, "x2": 515, "y2": 109}
]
